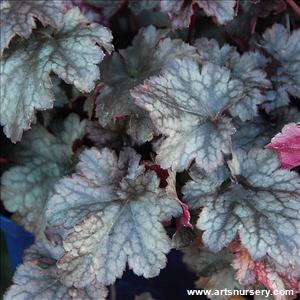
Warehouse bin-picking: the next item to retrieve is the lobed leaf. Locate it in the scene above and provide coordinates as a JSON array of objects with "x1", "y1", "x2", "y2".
[
  {"x1": 1, "y1": 114, "x2": 86, "y2": 236},
  {"x1": 161, "y1": 0, "x2": 236, "y2": 29},
  {"x1": 0, "y1": 7, "x2": 113, "y2": 142},
  {"x1": 132, "y1": 58, "x2": 243, "y2": 171},
  {"x1": 183, "y1": 148, "x2": 300, "y2": 269},
  {"x1": 195, "y1": 37, "x2": 271, "y2": 121},
  {"x1": 222, "y1": 0, "x2": 287, "y2": 45},
  {"x1": 4, "y1": 240, "x2": 107, "y2": 300},
  {"x1": 261, "y1": 24, "x2": 300, "y2": 112},
  {"x1": 95, "y1": 25, "x2": 197, "y2": 145},
  {"x1": 231, "y1": 244, "x2": 299, "y2": 300},
  {"x1": 0, "y1": 0, "x2": 66, "y2": 54},
  {"x1": 46, "y1": 147, "x2": 181, "y2": 286}
]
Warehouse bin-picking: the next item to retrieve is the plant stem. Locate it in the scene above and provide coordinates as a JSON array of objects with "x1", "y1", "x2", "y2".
[
  {"x1": 286, "y1": 0, "x2": 300, "y2": 16},
  {"x1": 110, "y1": 283, "x2": 116, "y2": 300}
]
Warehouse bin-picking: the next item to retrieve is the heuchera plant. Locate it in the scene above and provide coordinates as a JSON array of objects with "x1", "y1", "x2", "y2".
[{"x1": 1, "y1": 1, "x2": 300, "y2": 299}]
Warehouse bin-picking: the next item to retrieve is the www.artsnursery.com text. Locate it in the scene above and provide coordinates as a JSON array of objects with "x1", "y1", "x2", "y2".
[{"x1": 186, "y1": 288, "x2": 294, "y2": 297}]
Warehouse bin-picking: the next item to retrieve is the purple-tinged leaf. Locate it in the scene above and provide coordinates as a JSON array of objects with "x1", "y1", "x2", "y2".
[
  {"x1": 87, "y1": 120, "x2": 128, "y2": 149},
  {"x1": 220, "y1": 0, "x2": 287, "y2": 49},
  {"x1": 231, "y1": 243, "x2": 299, "y2": 300},
  {"x1": 165, "y1": 171, "x2": 192, "y2": 229},
  {"x1": 160, "y1": 0, "x2": 193, "y2": 29},
  {"x1": 67, "y1": 0, "x2": 123, "y2": 23},
  {"x1": 232, "y1": 107, "x2": 300, "y2": 151},
  {"x1": 266, "y1": 123, "x2": 300, "y2": 169},
  {"x1": 196, "y1": 0, "x2": 236, "y2": 25},
  {"x1": 182, "y1": 237, "x2": 242, "y2": 300}
]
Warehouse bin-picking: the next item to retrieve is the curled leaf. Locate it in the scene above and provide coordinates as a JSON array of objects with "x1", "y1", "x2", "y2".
[{"x1": 266, "y1": 123, "x2": 300, "y2": 169}]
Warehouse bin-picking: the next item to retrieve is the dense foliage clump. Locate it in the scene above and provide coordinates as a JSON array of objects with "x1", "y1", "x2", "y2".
[{"x1": 1, "y1": 1, "x2": 300, "y2": 299}]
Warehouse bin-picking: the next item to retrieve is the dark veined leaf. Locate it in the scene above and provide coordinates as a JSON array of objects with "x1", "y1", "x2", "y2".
[
  {"x1": 1, "y1": 114, "x2": 86, "y2": 236},
  {"x1": 0, "y1": 0, "x2": 66, "y2": 54},
  {"x1": 0, "y1": 7, "x2": 113, "y2": 142},
  {"x1": 132, "y1": 58, "x2": 243, "y2": 171},
  {"x1": 95, "y1": 25, "x2": 197, "y2": 145},
  {"x1": 195, "y1": 37, "x2": 271, "y2": 121},
  {"x1": 261, "y1": 24, "x2": 300, "y2": 112},
  {"x1": 46, "y1": 147, "x2": 181, "y2": 286},
  {"x1": 4, "y1": 240, "x2": 107, "y2": 300},
  {"x1": 183, "y1": 148, "x2": 300, "y2": 269},
  {"x1": 161, "y1": 0, "x2": 236, "y2": 29}
]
